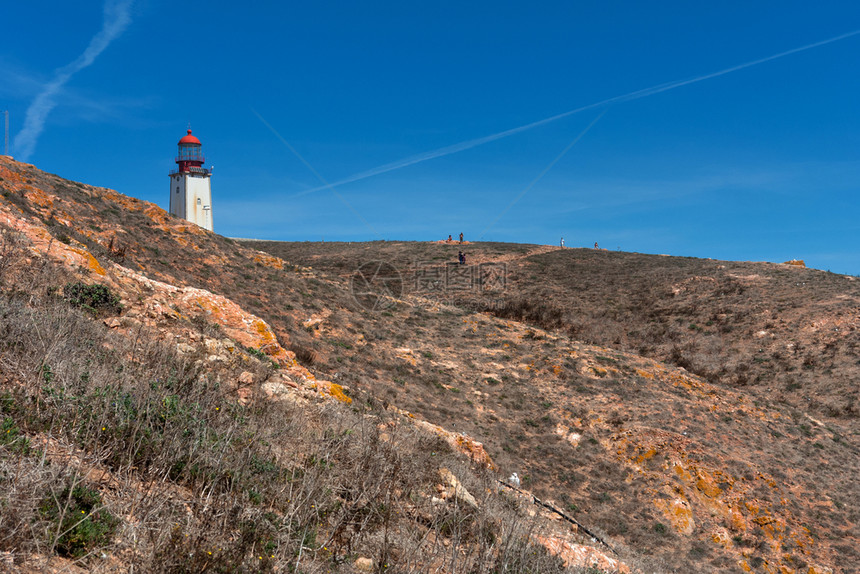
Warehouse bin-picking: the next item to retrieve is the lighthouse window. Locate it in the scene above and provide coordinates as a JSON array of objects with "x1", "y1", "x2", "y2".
[
  {"x1": 175, "y1": 187, "x2": 179, "y2": 194},
  {"x1": 197, "y1": 198, "x2": 202, "y2": 205}
]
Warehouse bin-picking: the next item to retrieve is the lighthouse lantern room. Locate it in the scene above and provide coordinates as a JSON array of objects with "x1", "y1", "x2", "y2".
[{"x1": 169, "y1": 129, "x2": 213, "y2": 231}]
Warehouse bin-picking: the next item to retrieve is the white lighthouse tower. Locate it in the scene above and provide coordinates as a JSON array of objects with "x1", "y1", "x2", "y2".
[{"x1": 168, "y1": 129, "x2": 213, "y2": 231}]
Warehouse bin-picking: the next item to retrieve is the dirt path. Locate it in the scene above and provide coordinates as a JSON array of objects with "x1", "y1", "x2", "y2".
[{"x1": 467, "y1": 244, "x2": 560, "y2": 265}]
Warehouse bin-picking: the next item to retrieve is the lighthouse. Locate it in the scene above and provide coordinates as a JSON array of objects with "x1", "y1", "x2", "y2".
[{"x1": 168, "y1": 129, "x2": 213, "y2": 231}]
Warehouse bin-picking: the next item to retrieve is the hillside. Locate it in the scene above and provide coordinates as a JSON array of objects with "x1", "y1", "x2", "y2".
[
  {"x1": 252, "y1": 241, "x2": 859, "y2": 422},
  {"x1": 249, "y1": 241, "x2": 860, "y2": 573},
  {"x1": 1, "y1": 155, "x2": 858, "y2": 573}
]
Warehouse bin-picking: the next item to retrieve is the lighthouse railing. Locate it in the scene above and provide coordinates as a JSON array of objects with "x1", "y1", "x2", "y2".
[
  {"x1": 169, "y1": 166, "x2": 211, "y2": 176},
  {"x1": 175, "y1": 151, "x2": 206, "y2": 163}
]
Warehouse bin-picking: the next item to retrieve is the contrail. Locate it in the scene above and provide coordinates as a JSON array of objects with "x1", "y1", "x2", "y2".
[
  {"x1": 613, "y1": 27, "x2": 860, "y2": 103},
  {"x1": 14, "y1": 0, "x2": 133, "y2": 161},
  {"x1": 478, "y1": 109, "x2": 607, "y2": 239},
  {"x1": 251, "y1": 108, "x2": 383, "y2": 238},
  {"x1": 293, "y1": 28, "x2": 860, "y2": 196}
]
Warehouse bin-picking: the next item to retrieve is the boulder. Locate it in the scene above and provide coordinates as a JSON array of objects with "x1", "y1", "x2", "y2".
[{"x1": 439, "y1": 468, "x2": 478, "y2": 508}]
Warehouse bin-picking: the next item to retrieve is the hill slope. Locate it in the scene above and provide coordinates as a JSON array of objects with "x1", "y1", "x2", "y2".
[
  {"x1": 1, "y1": 156, "x2": 858, "y2": 573},
  {"x1": 251, "y1": 240, "x2": 859, "y2": 423},
  {"x1": 250, "y1": 240, "x2": 860, "y2": 573}
]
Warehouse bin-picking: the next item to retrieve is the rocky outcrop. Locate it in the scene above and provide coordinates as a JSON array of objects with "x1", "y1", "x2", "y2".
[
  {"x1": 537, "y1": 536, "x2": 629, "y2": 573},
  {"x1": 0, "y1": 162, "x2": 339, "y2": 403},
  {"x1": 437, "y1": 468, "x2": 478, "y2": 508},
  {"x1": 0, "y1": 199, "x2": 279, "y2": 352}
]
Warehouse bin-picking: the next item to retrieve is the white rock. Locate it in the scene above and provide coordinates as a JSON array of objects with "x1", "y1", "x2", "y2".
[
  {"x1": 440, "y1": 468, "x2": 478, "y2": 508},
  {"x1": 176, "y1": 343, "x2": 196, "y2": 354}
]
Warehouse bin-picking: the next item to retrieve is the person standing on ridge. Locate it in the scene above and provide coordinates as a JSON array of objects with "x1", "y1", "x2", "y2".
[{"x1": 459, "y1": 232, "x2": 464, "y2": 244}]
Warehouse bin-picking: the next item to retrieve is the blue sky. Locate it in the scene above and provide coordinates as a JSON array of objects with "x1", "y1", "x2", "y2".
[{"x1": 2, "y1": 1, "x2": 859, "y2": 274}]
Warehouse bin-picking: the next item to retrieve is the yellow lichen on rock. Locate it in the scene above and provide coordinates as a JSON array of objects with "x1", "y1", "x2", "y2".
[
  {"x1": 69, "y1": 247, "x2": 107, "y2": 276},
  {"x1": 729, "y1": 506, "x2": 747, "y2": 532},
  {"x1": 635, "y1": 447, "x2": 658, "y2": 464},
  {"x1": 409, "y1": 418, "x2": 494, "y2": 469},
  {"x1": 253, "y1": 318, "x2": 276, "y2": 343},
  {"x1": 395, "y1": 347, "x2": 418, "y2": 365},
  {"x1": 144, "y1": 205, "x2": 171, "y2": 225},
  {"x1": 253, "y1": 252, "x2": 285, "y2": 269},
  {"x1": 672, "y1": 461, "x2": 693, "y2": 482},
  {"x1": 654, "y1": 490, "x2": 695, "y2": 536},
  {"x1": 327, "y1": 383, "x2": 352, "y2": 404},
  {"x1": 711, "y1": 527, "x2": 731, "y2": 548},
  {"x1": 695, "y1": 469, "x2": 723, "y2": 498},
  {"x1": 26, "y1": 187, "x2": 55, "y2": 209}
]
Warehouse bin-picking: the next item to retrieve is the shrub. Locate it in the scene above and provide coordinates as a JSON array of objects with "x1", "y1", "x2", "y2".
[
  {"x1": 40, "y1": 483, "x2": 119, "y2": 558},
  {"x1": 63, "y1": 282, "x2": 122, "y2": 316},
  {"x1": 0, "y1": 416, "x2": 31, "y2": 455},
  {"x1": 246, "y1": 345, "x2": 280, "y2": 369}
]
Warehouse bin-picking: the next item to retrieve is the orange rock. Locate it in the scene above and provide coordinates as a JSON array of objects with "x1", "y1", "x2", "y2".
[
  {"x1": 253, "y1": 252, "x2": 285, "y2": 269},
  {"x1": 655, "y1": 491, "x2": 695, "y2": 536},
  {"x1": 695, "y1": 470, "x2": 723, "y2": 498},
  {"x1": 26, "y1": 187, "x2": 55, "y2": 209},
  {"x1": 143, "y1": 205, "x2": 171, "y2": 225},
  {"x1": 711, "y1": 527, "x2": 731, "y2": 548},
  {"x1": 236, "y1": 386, "x2": 253, "y2": 406},
  {"x1": 536, "y1": 536, "x2": 629, "y2": 572},
  {"x1": 729, "y1": 507, "x2": 747, "y2": 532},
  {"x1": 672, "y1": 461, "x2": 693, "y2": 482},
  {"x1": 635, "y1": 447, "x2": 658, "y2": 464},
  {"x1": 410, "y1": 418, "x2": 494, "y2": 469}
]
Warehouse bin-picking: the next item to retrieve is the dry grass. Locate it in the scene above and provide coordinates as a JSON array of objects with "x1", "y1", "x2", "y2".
[
  {"x1": 251, "y1": 240, "x2": 860, "y2": 573},
  {"x1": 0, "y1": 229, "x2": 586, "y2": 573}
]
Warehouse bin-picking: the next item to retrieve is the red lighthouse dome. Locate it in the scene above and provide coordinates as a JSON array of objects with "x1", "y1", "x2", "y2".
[
  {"x1": 175, "y1": 129, "x2": 206, "y2": 173},
  {"x1": 178, "y1": 129, "x2": 201, "y2": 145}
]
